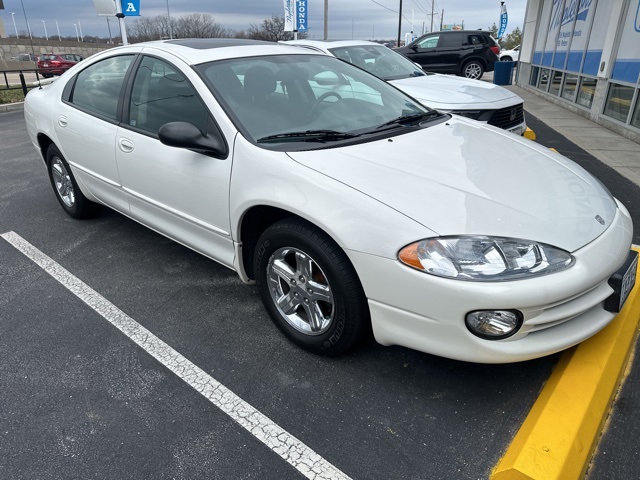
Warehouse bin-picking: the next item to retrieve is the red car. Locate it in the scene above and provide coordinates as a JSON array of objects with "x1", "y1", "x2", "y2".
[{"x1": 37, "y1": 53, "x2": 84, "y2": 78}]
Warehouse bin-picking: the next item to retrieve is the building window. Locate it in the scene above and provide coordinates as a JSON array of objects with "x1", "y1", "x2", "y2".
[
  {"x1": 539, "y1": 68, "x2": 551, "y2": 91},
  {"x1": 603, "y1": 83, "x2": 635, "y2": 123},
  {"x1": 576, "y1": 77, "x2": 597, "y2": 108},
  {"x1": 561, "y1": 74, "x2": 579, "y2": 101},
  {"x1": 549, "y1": 71, "x2": 563, "y2": 96},
  {"x1": 631, "y1": 96, "x2": 640, "y2": 129}
]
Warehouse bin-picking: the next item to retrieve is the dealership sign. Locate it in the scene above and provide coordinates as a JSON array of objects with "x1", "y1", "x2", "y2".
[{"x1": 283, "y1": 0, "x2": 307, "y2": 32}]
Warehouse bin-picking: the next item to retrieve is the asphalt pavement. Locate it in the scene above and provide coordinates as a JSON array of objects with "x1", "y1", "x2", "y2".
[{"x1": 1, "y1": 85, "x2": 640, "y2": 479}]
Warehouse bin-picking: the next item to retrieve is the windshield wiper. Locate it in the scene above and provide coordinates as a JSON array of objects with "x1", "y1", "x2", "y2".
[
  {"x1": 376, "y1": 110, "x2": 442, "y2": 129},
  {"x1": 257, "y1": 130, "x2": 361, "y2": 143}
]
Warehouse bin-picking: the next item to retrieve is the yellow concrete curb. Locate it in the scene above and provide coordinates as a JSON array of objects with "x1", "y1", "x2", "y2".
[
  {"x1": 523, "y1": 127, "x2": 537, "y2": 140},
  {"x1": 491, "y1": 247, "x2": 640, "y2": 480}
]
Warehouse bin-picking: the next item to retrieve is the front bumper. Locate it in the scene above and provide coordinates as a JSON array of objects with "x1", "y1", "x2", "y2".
[{"x1": 347, "y1": 202, "x2": 633, "y2": 363}]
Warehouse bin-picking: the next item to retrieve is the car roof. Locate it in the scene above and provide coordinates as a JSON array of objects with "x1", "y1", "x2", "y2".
[
  {"x1": 99, "y1": 39, "x2": 323, "y2": 65},
  {"x1": 282, "y1": 40, "x2": 388, "y2": 54}
]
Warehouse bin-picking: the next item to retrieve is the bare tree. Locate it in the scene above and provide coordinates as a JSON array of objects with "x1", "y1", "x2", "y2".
[
  {"x1": 246, "y1": 15, "x2": 307, "y2": 42},
  {"x1": 129, "y1": 13, "x2": 232, "y2": 42},
  {"x1": 174, "y1": 13, "x2": 232, "y2": 38},
  {"x1": 129, "y1": 16, "x2": 164, "y2": 42}
]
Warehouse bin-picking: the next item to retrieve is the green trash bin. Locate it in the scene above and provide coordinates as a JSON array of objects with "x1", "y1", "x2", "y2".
[{"x1": 493, "y1": 61, "x2": 515, "y2": 86}]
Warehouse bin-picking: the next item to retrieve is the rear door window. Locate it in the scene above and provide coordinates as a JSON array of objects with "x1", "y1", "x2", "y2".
[{"x1": 440, "y1": 33, "x2": 464, "y2": 48}]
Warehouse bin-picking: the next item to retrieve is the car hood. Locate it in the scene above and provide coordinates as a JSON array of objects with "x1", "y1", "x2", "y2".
[
  {"x1": 390, "y1": 74, "x2": 521, "y2": 110},
  {"x1": 287, "y1": 118, "x2": 616, "y2": 252}
]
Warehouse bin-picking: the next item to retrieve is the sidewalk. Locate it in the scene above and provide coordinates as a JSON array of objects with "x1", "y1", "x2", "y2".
[{"x1": 507, "y1": 84, "x2": 640, "y2": 186}]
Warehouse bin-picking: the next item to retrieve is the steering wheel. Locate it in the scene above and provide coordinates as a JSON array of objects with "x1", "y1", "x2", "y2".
[{"x1": 309, "y1": 91, "x2": 343, "y2": 118}]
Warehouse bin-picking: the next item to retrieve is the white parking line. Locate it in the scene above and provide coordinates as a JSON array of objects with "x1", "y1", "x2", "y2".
[{"x1": 1, "y1": 231, "x2": 350, "y2": 480}]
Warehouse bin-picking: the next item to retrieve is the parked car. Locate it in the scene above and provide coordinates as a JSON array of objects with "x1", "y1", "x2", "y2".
[
  {"x1": 283, "y1": 39, "x2": 526, "y2": 135},
  {"x1": 395, "y1": 30, "x2": 500, "y2": 79},
  {"x1": 500, "y1": 45, "x2": 520, "y2": 62},
  {"x1": 24, "y1": 39, "x2": 635, "y2": 363},
  {"x1": 11, "y1": 52, "x2": 38, "y2": 61},
  {"x1": 37, "y1": 53, "x2": 84, "y2": 78}
]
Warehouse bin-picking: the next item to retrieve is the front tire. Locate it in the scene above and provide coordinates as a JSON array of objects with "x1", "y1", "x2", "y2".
[
  {"x1": 501, "y1": 56, "x2": 513, "y2": 62},
  {"x1": 462, "y1": 60, "x2": 484, "y2": 80},
  {"x1": 254, "y1": 218, "x2": 369, "y2": 356},
  {"x1": 46, "y1": 144, "x2": 102, "y2": 219}
]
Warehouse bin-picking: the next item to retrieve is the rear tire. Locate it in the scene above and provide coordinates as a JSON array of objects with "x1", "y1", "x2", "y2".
[
  {"x1": 501, "y1": 56, "x2": 513, "y2": 62},
  {"x1": 254, "y1": 218, "x2": 369, "y2": 356},
  {"x1": 46, "y1": 144, "x2": 102, "y2": 219}
]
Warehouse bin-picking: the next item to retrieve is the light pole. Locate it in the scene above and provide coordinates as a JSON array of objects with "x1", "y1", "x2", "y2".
[
  {"x1": 78, "y1": 20, "x2": 84, "y2": 41},
  {"x1": 55, "y1": 19, "x2": 61, "y2": 41},
  {"x1": 166, "y1": 0, "x2": 173, "y2": 39},
  {"x1": 74, "y1": 23, "x2": 79, "y2": 42},
  {"x1": 10, "y1": 12, "x2": 19, "y2": 38},
  {"x1": 42, "y1": 20, "x2": 48, "y2": 40},
  {"x1": 26, "y1": 20, "x2": 32, "y2": 39}
]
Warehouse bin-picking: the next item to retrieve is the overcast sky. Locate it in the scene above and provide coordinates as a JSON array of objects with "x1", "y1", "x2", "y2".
[{"x1": 1, "y1": 1, "x2": 526, "y2": 41}]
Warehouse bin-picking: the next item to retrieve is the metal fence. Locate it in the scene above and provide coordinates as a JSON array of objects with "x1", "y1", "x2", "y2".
[{"x1": 1, "y1": 68, "x2": 46, "y2": 98}]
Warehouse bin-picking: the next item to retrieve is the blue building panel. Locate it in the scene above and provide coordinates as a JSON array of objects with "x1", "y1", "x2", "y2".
[
  {"x1": 553, "y1": 51, "x2": 567, "y2": 69},
  {"x1": 582, "y1": 50, "x2": 602, "y2": 76},
  {"x1": 611, "y1": 60, "x2": 640, "y2": 84},
  {"x1": 566, "y1": 51, "x2": 584, "y2": 72}
]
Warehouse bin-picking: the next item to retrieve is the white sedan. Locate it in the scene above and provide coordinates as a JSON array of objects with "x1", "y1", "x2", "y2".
[
  {"x1": 500, "y1": 45, "x2": 520, "y2": 62},
  {"x1": 24, "y1": 39, "x2": 635, "y2": 363},
  {"x1": 283, "y1": 39, "x2": 527, "y2": 136}
]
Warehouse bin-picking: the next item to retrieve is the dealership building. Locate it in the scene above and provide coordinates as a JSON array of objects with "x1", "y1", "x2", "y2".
[{"x1": 517, "y1": 0, "x2": 640, "y2": 142}]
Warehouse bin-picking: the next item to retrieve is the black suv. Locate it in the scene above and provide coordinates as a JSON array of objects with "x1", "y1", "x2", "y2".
[{"x1": 395, "y1": 30, "x2": 500, "y2": 80}]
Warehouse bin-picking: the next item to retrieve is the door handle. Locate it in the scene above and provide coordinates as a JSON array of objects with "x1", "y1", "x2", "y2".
[
  {"x1": 118, "y1": 138, "x2": 135, "y2": 153},
  {"x1": 58, "y1": 115, "x2": 68, "y2": 127}
]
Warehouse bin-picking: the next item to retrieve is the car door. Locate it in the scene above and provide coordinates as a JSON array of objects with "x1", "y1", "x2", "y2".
[
  {"x1": 436, "y1": 32, "x2": 468, "y2": 72},
  {"x1": 115, "y1": 55, "x2": 235, "y2": 267},
  {"x1": 55, "y1": 54, "x2": 136, "y2": 212},
  {"x1": 403, "y1": 34, "x2": 441, "y2": 71}
]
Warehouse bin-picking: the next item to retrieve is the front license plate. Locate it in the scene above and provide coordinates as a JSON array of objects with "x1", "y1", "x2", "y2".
[{"x1": 605, "y1": 250, "x2": 638, "y2": 313}]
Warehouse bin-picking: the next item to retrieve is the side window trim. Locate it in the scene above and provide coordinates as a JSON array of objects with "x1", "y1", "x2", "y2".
[
  {"x1": 120, "y1": 54, "x2": 228, "y2": 159},
  {"x1": 63, "y1": 54, "x2": 138, "y2": 125}
]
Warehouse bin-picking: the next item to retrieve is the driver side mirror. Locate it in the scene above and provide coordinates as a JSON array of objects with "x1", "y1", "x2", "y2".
[{"x1": 158, "y1": 121, "x2": 228, "y2": 158}]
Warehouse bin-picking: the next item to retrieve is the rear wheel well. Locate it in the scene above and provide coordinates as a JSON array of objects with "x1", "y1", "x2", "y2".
[{"x1": 36, "y1": 134, "x2": 55, "y2": 163}]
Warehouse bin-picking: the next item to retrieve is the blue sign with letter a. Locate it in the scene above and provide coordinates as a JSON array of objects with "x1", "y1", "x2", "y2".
[{"x1": 121, "y1": 0, "x2": 141, "y2": 17}]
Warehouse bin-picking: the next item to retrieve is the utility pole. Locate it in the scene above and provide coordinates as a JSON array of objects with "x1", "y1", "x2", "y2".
[
  {"x1": 78, "y1": 20, "x2": 84, "y2": 41},
  {"x1": 74, "y1": 23, "x2": 79, "y2": 42},
  {"x1": 430, "y1": 0, "x2": 434, "y2": 33},
  {"x1": 55, "y1": 19, "x2": 61, "y2": 40},
  {"x1": 440, "y1": 9, "x2": 444, "y2": 31},
  {"x1": 323, "y1": 0, "x2": 328, "y2": 40},
  {"x1": 165, "y1": 0, "x2": 173, "y2": 39},
  {"x1": 397, "y1": 0, "x2": 402, "y2": 47},
  {"x1": 42, "y1": 20, "x2": 48, "y2": 40}
]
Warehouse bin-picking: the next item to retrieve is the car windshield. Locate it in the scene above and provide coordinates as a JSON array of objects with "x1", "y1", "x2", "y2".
[
  {"x1": 329, "y1": 44, "x2": 426, "y2": 81},
  {"x1": 197, "y1": 54, "x2": 439, "y2": 150}
]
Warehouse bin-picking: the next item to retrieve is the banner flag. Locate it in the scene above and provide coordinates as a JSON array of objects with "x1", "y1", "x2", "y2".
[
  {"x1": 283, "y1": 0, "x2": 294, "y2": 31},
  {"x1": 296, "y1": 0, "x2": 307, "y2": 32},
  {"x1": 498, "y1": 2, "x2": 508, "y2": 39}
]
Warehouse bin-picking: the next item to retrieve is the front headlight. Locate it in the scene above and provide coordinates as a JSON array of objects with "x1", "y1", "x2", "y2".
[{"x1": 398, "y1": 236, "x2": 574, "y2": 281}]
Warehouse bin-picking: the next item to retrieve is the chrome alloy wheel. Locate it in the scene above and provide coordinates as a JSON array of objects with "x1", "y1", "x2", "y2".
[
  {"x1": 267, "y1": 246, "x2": 335, "y2": 335},
  {"x1": 464, "y1": 63, "x2": 483, "y2": 79},
  {"x1": 51, "y1": 156, "x2": 75, "y2": 208}
]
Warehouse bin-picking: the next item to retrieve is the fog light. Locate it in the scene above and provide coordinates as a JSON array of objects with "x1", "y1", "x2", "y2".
[{"x1": 465, "y1": 310, "x2": 522, "y2": 340}]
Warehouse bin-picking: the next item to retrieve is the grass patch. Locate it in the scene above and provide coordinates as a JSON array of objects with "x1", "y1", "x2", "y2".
[{"x1": 0, "y1": 87, "x2": 30, "y2": 104}]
